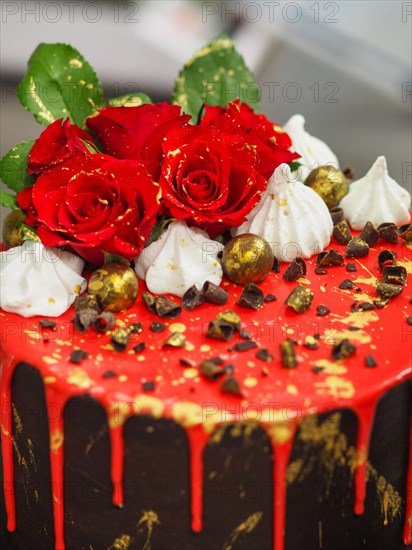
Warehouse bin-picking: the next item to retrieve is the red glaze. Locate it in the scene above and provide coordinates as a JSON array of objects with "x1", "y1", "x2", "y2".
[{"x1": 1, "y1": 233, "x2": 411, "y2": 549}]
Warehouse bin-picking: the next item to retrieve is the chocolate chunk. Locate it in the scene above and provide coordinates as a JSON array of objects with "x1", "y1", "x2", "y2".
[
  {"x1": 239, "y1": 330, "x2": 252, "y2": 339},
  {"x1": 382, "y1": 265, "x2": 407, "y2": 286},
  {"x1": 69, "y1": 349, "x2": 88, "y2": 364},
  {"x1": 111, "y1": 328, "x2": 131, "y2": 352},
  {"x1": 74, "y1": 309, "x2": 99, "y2": 332},
  {"x1": 200, "y1": 360, "x2": 225, "y2": 380},
  {"x1": 133, "y1": 343, "x2": 146, "y2": 353},
  {"x1": 315, "y1": 267, "x2": 327, "y2": 275},
  {"x1": 359, "y1": 302, "x2": 376, "y2": 311},
  {"x1": 102, "y1": 370, "x2": 117, "y2": 378},
  {"x1": 237, "y1": 283, "x2": 264, "y2": 310},
  {"x1": 283, "y1": 258, "x2": 307, "y2": 281},
  {"x1": 378, "y1": 222, "x2": 398, "y2": 244},
  {"x1": 180, "y1": 358, "x2": 196, "y2": 367},
  {"x1": 348, "y1": 326, "x2": 360, "y2": 331},
  {"x1": 182, "y1": 285, "x2": 205, "y2": 310},
  {"x1": 216, "y1": 310, "x2": 241, "y2": 331},
  {"x1": 264, "y1": 294, "x2": 277, "y2": 302},
  {"x1": 280, "y1": 340, "x2": 297, "y2": 368},
  {"x1": 220, "y1": 377, "x2": 243, "y2": 396},
  {"x1": 256, "y1": 348, "x2": 274, "y2": 362},
  {"x1": 209, "y1": 356, "x2": 224, "y2": 365},
  {"x1": 304, "y1": 340, "x2": 319, "y2": 350},
  {"x1": 39, "y1": 319, "x2": 57, "y2": 330},
  {"x1": 316, "y1": 305, "x2": 330, "y2": 317},
  {"x1": 230, "y1": 340, "x2": 258, "y2": 352},
  {"x1": 378, "y1": 250, "x2": 397, "y2": 271},
  {"x1": 343, "y1": 166, "x2": 355, "y2": 181},
  {"x1": 312, "y1": 366, "x2": 324, "y2": 374},
  {"x1": 163, "y1": 332, "x2": 186, "y2": 348},
  {"x1": 142, "y1": 381, "x2": 155, "y2": 392},
  {"x1": 74, "y1": 293, "x2": 100, "y2": 313},
  {"x1": 376, "y1": 282, "x2": 403, "y2": 300},
  {"x1": 373, "y1": 299, "x2": 388, "y2": 309},
  {"x1": 129, "y1": 322, "x2": 143, "y2": 334},
  {"x1": 365, "y1": 355, "x2": 377, "y2": 368},
  {"x1": 272, "y1": 257, "x2": 280, "y2": 273},
  {"x1": 142, "y1": 291, "x2": 157, "y2": 313},
  {"x1": 94, "y1": 312, "x2": 116, "y2": 333},
  {"x1": 398, "y1": 224, "x2": 412, "y2": 241},
  {"x1": 345, "y1": 237, "x2": 369, "y2": 258},
  {"x1": 206, "y1": 320, "x2": 234, "y2": 341},
  {"x1": 285, "y1": 285, "x2": 314, "y2": 313},
  {"x1": 339, "y1": 279, "x2": 355, "y2": 290},
  {"x1": 346, "y1": 263, "x2": 357, "y2": 272},
  {"x1": 154, "y1": 296, "x2": 182, "y2": 319},
  {"x1": 330, "y1": 206, "x2": 344, "y2": 225},
  {"x1": 333, "y1": 220, "x2": 352, "y2": 245},
  {"x1": 317, "y1": 249, "x2": 345, "y2": 267},
  {"x1": 150, "y1": 321, "x2": 166, "y2": 333},
  {"x1": 407, "y1": 317, "x2": 412, "y2": 326},
  {"x1": 332, "y1": 339, "x2": 356, "y2": 360},
  {"x1": 359, "y1": 221, "x2": 380, "y2": 247},
  {"x1": 223, "y1": 363, "x2": 235, "y2": 375},
  {"x1": 203, "y1": 281, "x2": 228, "y2": 305}
]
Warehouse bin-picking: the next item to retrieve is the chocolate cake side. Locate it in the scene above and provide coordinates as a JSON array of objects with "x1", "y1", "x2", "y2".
[{"x1": 0, "y1": 363, "x2": 411, "y2": 549}]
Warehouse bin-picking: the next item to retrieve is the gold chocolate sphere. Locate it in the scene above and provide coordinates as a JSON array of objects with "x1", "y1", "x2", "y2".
[
  {"x1": 88, "y1": 262, "x2": 138, "y2": 312},
  {"x1": 222, "y1": 234, "x2": 274, "y2": 285},
  {"x1": 305, "y1": 165, "x2": 349, "y2": 209},
  {"x1": 2, "y1": 210, "x2": 26, "y2": 247}
]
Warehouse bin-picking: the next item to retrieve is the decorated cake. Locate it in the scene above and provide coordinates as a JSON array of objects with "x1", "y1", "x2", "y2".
[{"x1": 0, "y1": 36, "x2": 411, "y2": 550}]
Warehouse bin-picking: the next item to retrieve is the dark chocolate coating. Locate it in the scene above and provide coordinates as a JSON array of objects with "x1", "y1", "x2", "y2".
[{"x1": 1, "y1": 363, "x2": 411, "y2": 549}]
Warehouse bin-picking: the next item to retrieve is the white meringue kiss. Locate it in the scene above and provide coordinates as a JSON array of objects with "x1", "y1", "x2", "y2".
[
  {"x1": 340, "y1": 156, "x2": 411, "y2": 230},
  {"x1": 284, "y1": 114, "x2": 339, "y2": 181},
  {"x1": 232, "y1": 163, "x2": 333, "y2": 262},
  {"x1": 0, "y1": 241, "x2": 86, "y2": 317},
  {"x1": 135, "y1": 220, "x2": 223, "y2": 297}
]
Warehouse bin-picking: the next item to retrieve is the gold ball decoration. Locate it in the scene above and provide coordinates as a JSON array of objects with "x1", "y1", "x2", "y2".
[
  {"x1": 222, "y1": 234, "x2": 274, "y2": 285},
  {"x1": 2, "y1": 210, "x2": 26, "y2": 247},
  {"x1": 88, "y1": 262, "x2": 138, "y2": 312},
  {"x1": 305, "y1": 165, "x2": 349, "y2": 209}
]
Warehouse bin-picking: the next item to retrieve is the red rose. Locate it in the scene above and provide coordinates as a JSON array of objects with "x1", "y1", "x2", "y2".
[
  {"x1": 201, "y1": 100, "x2": 299, "y2": 180},
  {"x1": 159, "y1": 125, "x2": 267, "y2": 238},
  {"x1": 28, "y1": 118, "x2": 94, "y2": 175},
  {"x1": 86, "y1": 102, "x2": 190, "y2": 179},
  {"x1": 18, "y1": 154, "x2": 160, "y2": 264}
]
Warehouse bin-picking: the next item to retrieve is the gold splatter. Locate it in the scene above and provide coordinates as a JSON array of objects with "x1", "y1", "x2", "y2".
[
  {"x1": 310, "y1": 359, "x2": 347, "y2": 376},
  {"x1": 42, "y1": 356, "x2": 58, "y2": 365},
  {"x1": 69, "y1": 58, "x2": 83, "y2": 69},
  {"x1": 222, "y1": 511, "x2": 263, "y2": 550},
  {"x1": 136, "y1": 510, "x2": 160, "y2": 550},
  {"x1": 286, "y1": 384, "x2": 298, "y2": 395},
  {"x1": 44, "y1": 376, "x2": 57, "y2": 384},
  {"x1": 200, "y1": 344, "x2": 211, "y2": 352},
  {"x1": 169, "y1": 322, "x2": 186, "y2": 333},
  {"x1": 243, "y1": 377, "x2": 257, "y2": 388},
  {"x1": 67, "y1": 368, "x2": 94, "y2": 390},
  {"x1": 12, "y1": 404, "x2": 23, "y2": 435},
  {"x1": 50, "y1": 429, "x2": 64, "y2": 452},
  {"x1": 314, "y1": 376, "x2": 355, "y2": 399},
  {"x1": 108, "y1": 534, "x2": 133, "y2": 550},
  {"x1": 183, "y1": 368, "x2": 198, "y2": 379}
]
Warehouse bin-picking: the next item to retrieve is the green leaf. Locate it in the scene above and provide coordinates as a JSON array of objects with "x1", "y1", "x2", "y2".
[
  {"x1": 17, "y1": 43, "x2": 104, "y2": 127},
  {"x1": 0, "y1": 189, "x2": 18, "y2": 210},
  {"x1": 0, "y1": 141, "x2": 35, "y2": 193},
  {"x1": 289, "y1": 161, "x2": 303, "y2": 173},
  {"x1": 108, "y1": 93, "x2": 152, "y2": 107},
  {"x1": 146, "y1": 218, "x2": 174, "y2": 246},
  {"x1": 21, "y1": 224, "x2": 41, "y2": 243},
  {"x1": 172, "y1": 34, "x2": 260, "y2": 120},
  {"x1": 102, "y1": 251, "x2": 130, "y2": 266}
]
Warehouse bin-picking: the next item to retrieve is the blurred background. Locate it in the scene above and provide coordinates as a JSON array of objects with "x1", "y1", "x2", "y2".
[{"x1": 1, "y1": 0, "x2": 411, "y2": 221}]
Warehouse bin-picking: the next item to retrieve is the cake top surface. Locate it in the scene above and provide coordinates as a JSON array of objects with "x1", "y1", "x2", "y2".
[{"x1": 2, "y1": 234, "x2": 411, "y2": 428}]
